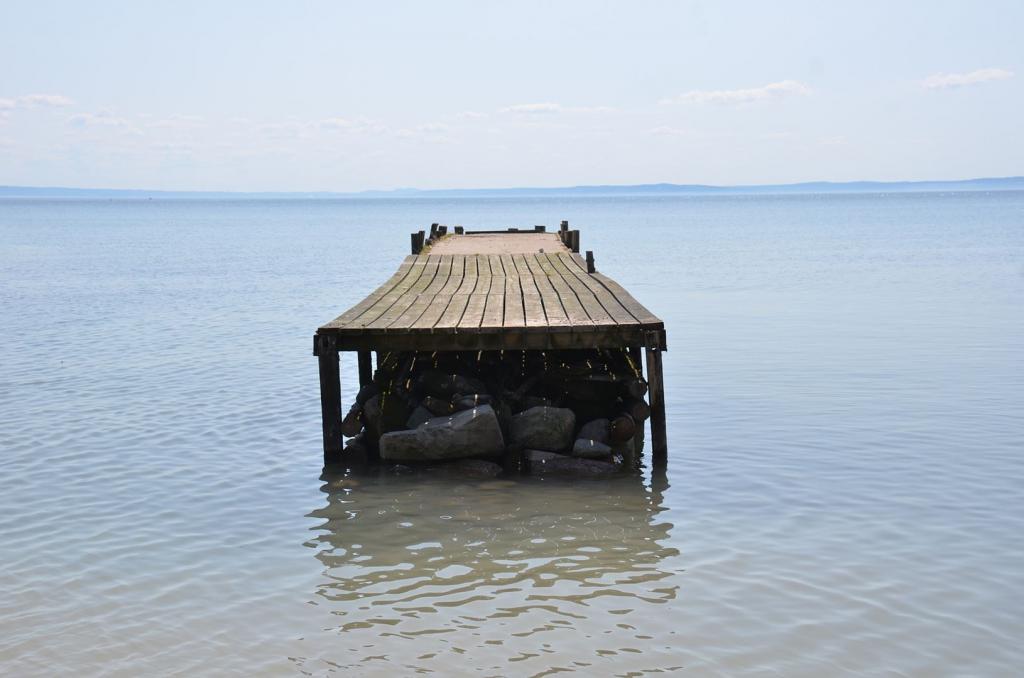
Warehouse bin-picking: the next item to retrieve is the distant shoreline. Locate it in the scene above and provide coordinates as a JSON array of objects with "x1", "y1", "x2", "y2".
[{"x1": 1, "y1": 176, "x2": 1022, "y2": 200}]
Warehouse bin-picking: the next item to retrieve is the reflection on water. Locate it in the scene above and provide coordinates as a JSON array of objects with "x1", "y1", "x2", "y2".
[{"x1": 300, "y1": 471, "x2": 682, "y2": 674}]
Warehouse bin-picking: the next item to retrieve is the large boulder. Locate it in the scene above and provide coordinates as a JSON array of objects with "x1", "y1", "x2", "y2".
[
  {"x1": 577, "y1": 418, "x2": 610, "y2": 444},
  {"x1": 572, "y1": 438, "x2": 612, "y2": 459},
  {"x1": 452, "y1": 393, "x2": 493, "y2": 411},
  {"x1": 524, "y1": 449, "x2": 618, "y2": 477},
  {"x1": 405, "y1": 405, "x2": 433, "y2": 430},
  {"x1": 509, "y1": 406, "x2": 575, "y2": 451},
  {"x1": 379, "y1": 404, "x2": 505, "y2": 461}
]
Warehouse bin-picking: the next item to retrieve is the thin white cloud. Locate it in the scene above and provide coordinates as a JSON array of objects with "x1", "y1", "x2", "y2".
[
  {"x1": 150, "y1": 141, "x2": 196, "y2": 153},
  {"x1": 146, "y1": 114, "x2": 204, "y2": 129},
  {"x1": 662, "y1": 80, "x2": 811, "y2": 105},
  {"x1": 498, "y1": 102, "x2": 615, "y2": 116},
  {"x1": 455, "y1": 110, "x2": 487, "y2": 120},
  {"x1": 1, "y1": 93, "x2": 74, "y2": 118},
  {"x1": 18, "y1": 93, "x2": 75, "y2": 107},
  {"x1": 68, "y1": 111, "x2": 128, "y2": 127},
  {"x1": 319, "y1": 116, "x2": 362, "y2": 130},
  {"x1": 318, "y1": 116, "x2": 383, "y2": 133},
  {"x1": 255, "y1": 121, "x2": 305, "y2": 139},
  {"x1": 922, "y1": 68, "x2": 1014, "y2": 90},
  {"x1": 649, "y1": 125, "x2": 694, "y2": 137},
  {"x1": 500, "y1": 102, "x2": 563, "y2": 115},
  {"x1": 393, "y1": 122, "x2": 452, "y2": 142}
]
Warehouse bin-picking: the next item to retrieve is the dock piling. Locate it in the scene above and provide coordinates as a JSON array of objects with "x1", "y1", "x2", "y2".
[
  {"x1": 644, "y1": 341, "x2": 667, "y2": 468},
  {"x1": 358, "y1": 351, "x2": 373, "y2": 386},
  {"x1": 316, "y1": 334, "x2": 343, "y2": 465}
]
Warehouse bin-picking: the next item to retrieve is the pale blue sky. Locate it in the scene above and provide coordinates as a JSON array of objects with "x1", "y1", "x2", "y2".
[{"x1": 1, "y1": 1, "x2": 1021, "y2": 191}]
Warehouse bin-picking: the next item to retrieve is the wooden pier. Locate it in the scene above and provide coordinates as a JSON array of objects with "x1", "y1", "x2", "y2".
[{"x1": 314, "y1": 222, "x2": 668, "y2": 467}]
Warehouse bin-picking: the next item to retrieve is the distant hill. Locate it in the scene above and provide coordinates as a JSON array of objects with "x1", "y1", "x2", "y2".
[{"x1": 2, "y1": 176, "x2": 1022, "y2": 199}]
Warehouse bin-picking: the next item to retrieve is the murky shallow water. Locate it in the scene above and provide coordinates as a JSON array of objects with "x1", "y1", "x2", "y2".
[{"x1": 1, "y1": 193, "x2": 1022, "y2": 675}]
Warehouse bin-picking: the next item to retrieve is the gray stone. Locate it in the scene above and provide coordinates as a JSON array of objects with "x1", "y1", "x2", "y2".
[
  {"x1": 379, "y1": 404, "x2": 505, "y2": 461},
  {"x1": 577, "y1": 418, "x2": 610, "y2": 444},
  {"x1": 405, "y1": 406, "x2": 433, "y2": 429},
  {"x1": 452, "y1": 393, "x2": 493, "y2": 411},
  {"x1": 524, "y1": 449, "x2": 618, "y2": 477},
  {"x1": 572, "y1": 438, "x2": 613, "y2": 459},
  {"x1": 521, "y1": 396, "x2": 553, "y2": 410},
  {"x1": 509, "y1": 406, "x2": 575, "y2": 451}
]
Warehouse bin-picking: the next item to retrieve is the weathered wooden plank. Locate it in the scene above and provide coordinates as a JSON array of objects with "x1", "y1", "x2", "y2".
[
  {"x1": 552, "y1": 252, "x2": 638, "y2": 325},
  {"x1": 535, "y1": 252, "x2": 593, "y2": 327},
  {"x1": 412, "y1": 254, "x2": 465, "y2": 330},
  {"x1": 434, "y1": 255, "x2": 478, "y2": 330},
  {"x1": 326, "y1": 325, "x2": 651, "y2": 352},
  {"x1": 365, "y1": 256, "x2": 441, "y2": 329},
  {"x1": 343, "y1": 256, "x2": 431, "y2": 329},
  {"x1": 501, "y1": 256, "x2": 525, "y2": 327},
  {"x1": 523, "y1": 254, "x2": 571, "y2": 327},
  {"x1": 511, "y1": 253, "x2": 547, "y2": 329},
  {"x1": 459, "y1": 272, "x2": 492, "y2": 330},
  {"x1": 389, "y1": 255, "x2": 453, "y2": 329},
  {"x1": 494, "y1": 254, "x2": 509, "y2": 276},
  {"x1": 543, "y1": 253, "x2": 614, "y2": 325},
  {"x1": 458, "y1": 254, "x2": 478, "y2": 293},
  {"x1": 481, "y1": 291, "x2": 505, "y2": 329},
  {"x1": 435, "y1": 293, "x2": 471, "y2": 330},
  {"x1": 563, "y1": 253, "x2": 662, "y2": 326}
]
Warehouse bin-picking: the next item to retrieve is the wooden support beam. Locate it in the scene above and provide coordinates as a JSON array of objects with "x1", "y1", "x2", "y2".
[
  {"x1": 358, "y1": 350, "x2": 373, "y2": 386},
  {"x1": 628, "y1": 345, "x2": 645, "y2": 466},
  {"x1": 645, "y1": 342, "x2": 667, "y2": 467},
  {"x1": 317, "y1": 334, "x2": 342, "y2": 465}
]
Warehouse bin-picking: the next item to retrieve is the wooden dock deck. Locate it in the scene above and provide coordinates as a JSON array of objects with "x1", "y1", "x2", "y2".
[{"x1": 314, "y1": 222, "x2": 668, "y2": 467}]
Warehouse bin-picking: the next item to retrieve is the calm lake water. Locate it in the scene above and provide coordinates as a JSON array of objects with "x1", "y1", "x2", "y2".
[{"x1": 1, "y1": 192, "x2": 1023, "y2": 676}]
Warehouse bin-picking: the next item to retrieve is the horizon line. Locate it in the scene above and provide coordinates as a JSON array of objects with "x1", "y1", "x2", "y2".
[{"x1": 1, "y1": 175, "x2": 1022, "y2": 198}]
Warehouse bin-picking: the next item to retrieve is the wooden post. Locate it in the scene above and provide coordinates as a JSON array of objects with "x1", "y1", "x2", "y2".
[
  {"x1": 560, "y1": 220, "x2": 569, "y2": 232},
  {"x1": 570, "y1": 230, "x2": 580, "y2": 253},
  {"x1": 534, "y1": 225, "x2": 546, "y2": 232},
  {"x1": 627, "y1": 346, "x2": 645, "y2": 463},
  {"x1": 411, "y1": 232, "x2": 420, "y2": 254},
  {"x1": 317, "y1": 334, "x2": 343, "y2": 465},
  {"x1": 454, "y1": 225, "x2": 464, "y2": 234},
  {"x1": 585, "y1": 250, "x2": 595, "y2": 272},
  {"x1": 358, "y1": 350, "x2": 373, "y2": 386},
  {"x1": 645, "y1": 342, "x2": 667, "y2": 467}
]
